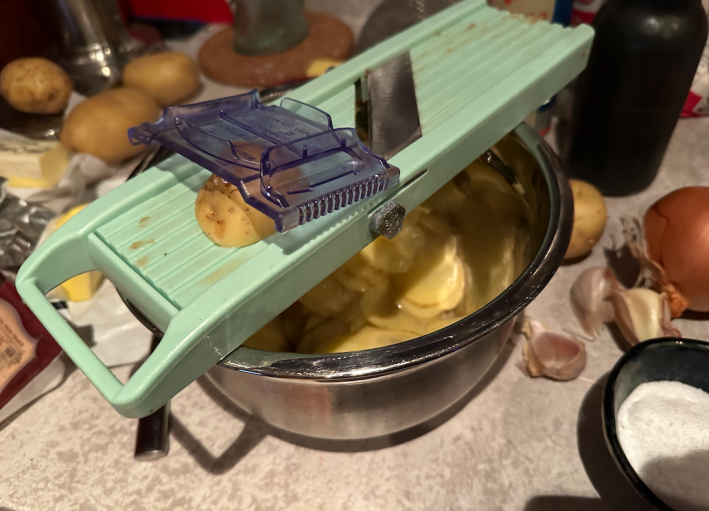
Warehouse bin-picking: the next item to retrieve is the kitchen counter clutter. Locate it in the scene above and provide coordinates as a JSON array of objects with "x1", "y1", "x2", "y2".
[
  {"x1": 2, "y1": 3, "x2": 709, "y2": 509},
  {"x1": 0, "y1": 115, "x2": 705, "y2": 510}
]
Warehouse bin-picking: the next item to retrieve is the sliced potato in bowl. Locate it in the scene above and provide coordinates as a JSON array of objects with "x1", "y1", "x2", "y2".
[
  {"x1": 299, "y1": 273, "x2": 361, "y2": 317},
  {"x1": 398, "y1": 259, "x2": 466, "y2": 319},
  {"x1": 297, "y1": 303, "x2": 367, "y2": 354},
  {"x1": 335, "y1": 253, "x2": 388, "y2": 293},
  {"x1": 360, "y1": 213, "x2": 426, "y2": 273},
  {"x1": 392, "y1": 232, "x2": 459, "y2": 307},
  {"x1": 313, "y1": 326, "x2": 414, "y2": 354},
  {"x1": 243, "y1": 323, "x2": 289, "y2": 352},
  {"x1": 360, "y1": 284, "x2": 429, "y2": 335}
]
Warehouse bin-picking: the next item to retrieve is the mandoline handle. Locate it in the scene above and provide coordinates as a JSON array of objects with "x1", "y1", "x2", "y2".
[
  {"x1": 16, "y1": 209, "x2": 126, "y2": 403},
  {"x1": 19, "y1": 278, "x2": 124, "y2": 400},
  {"x1": 15, "y1": 170, "x2": 224, "y2": 418}
]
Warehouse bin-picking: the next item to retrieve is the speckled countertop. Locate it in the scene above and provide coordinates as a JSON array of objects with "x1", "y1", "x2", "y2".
[{"x1": 2, "y1": 2, "x2": 709, "y2": 509}]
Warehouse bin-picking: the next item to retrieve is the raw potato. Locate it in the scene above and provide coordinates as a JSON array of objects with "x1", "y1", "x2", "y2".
[
  {"x1": 243, "y1": 323, "x2": 288, "y2": 352},
  {"x1": 195, "y1": 174, "x2": 275, "y2": 247},
  {"x1": 420, "y1": 181, "x2": 466, "y2": 214},
  {"x1": 123, "y1": 52, "x2": 201, "y2": 107},
  {"x1": 299, "y1": 273, "x2": 360, "y2": 317},
  {"x1": 272, "y1": 302, "x2": 307, "y2": 345},
  {"x1": 392, "y1": 233, "x2": 459, "y2": 307},
  {"x1": 313, "y1": 326, "x2": 414, "y2": 354},
  {"x1": 564, "y1": 179, "x2": 607, "y2": 260},
  {"x1": 359, "y1": 212, "x2": 426, "y2": 273},
  {"x1": 1, "y1": 57, "x2": 73, "y2": 114},
  {"x1": 297, "y1": 303, "x2": 367, "y2": 354},
  {"x1": 398, "y1": 263, "x2": 465, "y2": 320},
  {"x1": 335, "y1": 253, "x2": 387, "y2": 293},
  {"x1": 454, "y1": 161, "x2": 529, "y2": 311},
  {"x1": 60, "y1": 87, "x2": 160, "y2": 164},
  {"x1": 359, "y1": 284, "x2": 429, "y2": 335}
]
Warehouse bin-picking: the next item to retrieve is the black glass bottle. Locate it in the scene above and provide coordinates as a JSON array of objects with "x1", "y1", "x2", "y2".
[{"x1": 565, "y1": 0, "x2": 708, "y2": 196}]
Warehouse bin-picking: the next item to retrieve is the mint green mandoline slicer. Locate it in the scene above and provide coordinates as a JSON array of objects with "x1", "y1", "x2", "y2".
[{"x1": 15, "y1": 0, "x2": 593, "y2": 418}]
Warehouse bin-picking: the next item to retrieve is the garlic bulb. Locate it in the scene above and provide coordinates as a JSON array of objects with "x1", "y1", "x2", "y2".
[
  {"x1": 569, "y1": 267, "x2": 619, "y2": 337},
  {"x1": 609, "y1": 288, "x2": 681, "y2": 346},
  {"x1": 521, "y1": 320, "x2": 586, "y2": 381}
]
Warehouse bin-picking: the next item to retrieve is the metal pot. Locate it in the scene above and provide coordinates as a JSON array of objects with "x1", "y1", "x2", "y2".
[{"x1": 203, "y1": 123, "x2": 573, "y2": 440}]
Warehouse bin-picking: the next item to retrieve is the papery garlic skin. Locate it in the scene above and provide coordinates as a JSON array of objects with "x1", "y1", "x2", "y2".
[
  {"x1": 609, "y1": 288, "x2": 681, "y2": 346},
  {"x1": 521, "y1": 320, "x2": 587, "y2": 381},
  {"x1": 569, "y1": 267, "x2": 619, "y2": 337},
  {"x1": 622, "y1": 213, "x2": 696, "y2": 318}
]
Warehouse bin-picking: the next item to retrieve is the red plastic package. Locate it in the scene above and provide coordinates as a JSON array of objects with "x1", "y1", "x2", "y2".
[
  {"x1": 0, "y1": 275, "x2": 62, "y2": 416},
  {"x1": 569, "y1": 0, "x2": 607, "y2": 26},
  {"x1": 682, "y1": 35, "x2": 709, "y2": 117},
  {"x1": 122, "y1": 0, "x2": 232, "y2": 23}
]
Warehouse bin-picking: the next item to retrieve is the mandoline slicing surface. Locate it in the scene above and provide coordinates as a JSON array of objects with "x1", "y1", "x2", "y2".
[
  {"x1": 95, "y1": 86, "x2": 357, "y2": 309},
  {"x1": 96, "y1": 6, "x2": 585, "y2": 310},
  {"x1": 411, "y1": 8, "x2": 573, "y2": 134}
]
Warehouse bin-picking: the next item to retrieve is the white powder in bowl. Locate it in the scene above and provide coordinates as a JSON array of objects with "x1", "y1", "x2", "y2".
[{"x1": 617, "y1": 381, "x2": 709, "y2": 511}]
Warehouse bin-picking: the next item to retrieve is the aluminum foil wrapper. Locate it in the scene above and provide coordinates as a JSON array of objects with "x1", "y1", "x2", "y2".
[{"x1": 0, "y1": 178, "x2": 56, "y2": 271}]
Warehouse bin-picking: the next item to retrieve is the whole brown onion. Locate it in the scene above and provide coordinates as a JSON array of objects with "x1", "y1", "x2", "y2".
[{"x1": 644, "y1": 186, "x2": 709, "y2": 316}]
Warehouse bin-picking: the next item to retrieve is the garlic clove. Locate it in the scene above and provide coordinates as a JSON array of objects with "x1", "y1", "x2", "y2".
[
  {"x1": 569, "y1": 266, "x2": 620, "y2": 337},
  {"x1": 609, "y1": 288, "x2": 681, "y2": 346},
  {"x1": 521, "y1": 320, "x2": 587, "y2": 381}
]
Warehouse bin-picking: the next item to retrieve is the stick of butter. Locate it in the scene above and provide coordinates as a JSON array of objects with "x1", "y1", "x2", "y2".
[{"x1": 0, "y1": 139, "x2": 70, "y2": 189}]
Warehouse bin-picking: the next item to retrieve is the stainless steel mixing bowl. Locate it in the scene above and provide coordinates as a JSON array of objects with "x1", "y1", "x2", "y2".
[{"x1": 204, "y1": 123, "x2": 573, "y2": 440}]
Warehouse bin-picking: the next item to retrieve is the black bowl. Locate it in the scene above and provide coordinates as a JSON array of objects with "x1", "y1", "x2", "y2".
[{"x1": 602, "y1": 337, "x2": 709, "y2": 511}]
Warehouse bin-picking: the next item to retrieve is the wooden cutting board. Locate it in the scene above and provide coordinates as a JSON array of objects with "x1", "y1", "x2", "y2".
[{"x1": 198, "y1": 12, "x2": 353, "y2": 89}]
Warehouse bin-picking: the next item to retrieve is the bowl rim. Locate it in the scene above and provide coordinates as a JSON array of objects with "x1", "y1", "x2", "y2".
[
  {"x1": 216, "y1": 122, "x2": 574, "y2": 380},
  {"x1": 601, "y1": 337, "x2": 709, "y2": 511}
]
